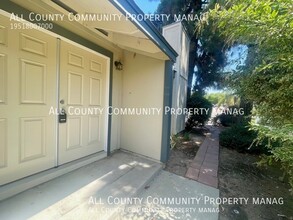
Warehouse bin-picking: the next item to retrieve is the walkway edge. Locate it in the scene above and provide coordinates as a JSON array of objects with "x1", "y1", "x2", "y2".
[{"x1": 185, "y1": 126, "x2": 220, "y2": 188}]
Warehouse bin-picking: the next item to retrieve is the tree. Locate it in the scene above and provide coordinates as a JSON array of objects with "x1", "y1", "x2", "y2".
[
  {"x1": 156, "y1": 0, "x2": 227, "y2": 97},
  {"x1": 185, "y1": 92, "x2": 212, "y2": 130},
  {"x1": 205, "y1": 92, "x2": 240, "y2": 106},
  {"x1": 201, "y1": 0, "x2": 293, "y2": 187}
]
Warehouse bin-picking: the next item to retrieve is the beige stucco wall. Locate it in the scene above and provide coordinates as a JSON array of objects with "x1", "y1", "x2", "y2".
[
  {"x1": 163, "y1": 22, "x2": 190, "y2": 135},
  {"x1": 120, "y1": 51, "x2": 165, "y2": 161}
]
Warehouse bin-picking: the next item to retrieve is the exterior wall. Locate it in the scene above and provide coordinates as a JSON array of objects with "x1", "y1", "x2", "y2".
[
  {"x1": 163, "y1": 22, "x2": 190, "y2": 135},
  {"x1": 120, "y1": 51, "x2": 165, "y2": 161},
  {"x1": 0, "y1": 0, "x2": 172, "y2": 162}
]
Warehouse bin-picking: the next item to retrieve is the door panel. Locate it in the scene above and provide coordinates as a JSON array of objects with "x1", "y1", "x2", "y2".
[
  {"x1": 0, "y1": 15, "x2": 57, "y2": 185},
  {"x1": 58, "y1": 41, "x2": 107, "y2": 165},
  {"x1": 0, "y1": 14, "x2": 109, "y2": 184}
]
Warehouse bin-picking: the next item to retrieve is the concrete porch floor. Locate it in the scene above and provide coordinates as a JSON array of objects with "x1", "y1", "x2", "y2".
[
  {"x1": 0, "y1": 151, "x2": 162, "y2": 220},
  {"x1": 0, "y1": 151, "x2": 219, "y2": 220}
]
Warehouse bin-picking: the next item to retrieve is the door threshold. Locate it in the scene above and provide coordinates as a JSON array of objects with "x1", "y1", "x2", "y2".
[{"x1": 0, "y1": 151, "x2": 107, "y2": 201}]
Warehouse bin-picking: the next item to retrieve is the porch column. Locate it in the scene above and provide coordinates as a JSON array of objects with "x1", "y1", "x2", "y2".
[{"x1": 161, "y1": 60, "x2": 174, "y2": 163}]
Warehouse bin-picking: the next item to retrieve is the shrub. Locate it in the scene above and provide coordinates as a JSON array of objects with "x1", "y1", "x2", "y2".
[
  {"x1": 214, "y1": 113, "x2": 236, "y2": 127},
  {"x1": 213, "y1": 105, "x2": 246, "y2": 127},
  {"x1": 185, "y1": 93, "x2": 212, "y2": 130},
  {"x1": 252, "y1": 124, "x2": 293, "y2": 189},
  {"x1": 183, "y1": 132, "x2": 190, "y2": 141},
  {"x1": 219, "y1": 124, "x2": 268, "y2": 154}
]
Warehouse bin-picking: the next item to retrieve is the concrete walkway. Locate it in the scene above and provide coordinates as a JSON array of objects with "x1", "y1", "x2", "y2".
[
  {"x1": 120, "y1": 171, "x2": 219, "y2": 220},
  {"x1": 0, "y1": 150, "x2": 220, "y2": 220},
  {"x1": 0, "y1": 151, "x2": 162, "y2": 220},
  {"x1": 185, "y1": 126, "x2": 220, "y2": 188}
]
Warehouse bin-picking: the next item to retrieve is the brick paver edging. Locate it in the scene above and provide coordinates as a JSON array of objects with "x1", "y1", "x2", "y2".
[{"x1": 185, "y1": 126, "x2": 220, "y2": 188}]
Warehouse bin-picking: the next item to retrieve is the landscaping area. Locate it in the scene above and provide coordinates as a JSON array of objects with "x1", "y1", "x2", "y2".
[
  {"x1": 165, "y1": 125, "x2": 293, "y2": 220},
  {"x1": 219, "y1": 147, "x2": 293, "y2": 220},
  {"x1": 165, "y1": 129, "x2": 206, "y2": 177},
  {"x1": 161, "y1": 0, "x2": 293, "y2": 218},
  {"x1": 160, "y1": 0, "x2": 292, "y2": 201},
  {"x1": 166, "y1": 95, "x2": 292, "y2": 219}
]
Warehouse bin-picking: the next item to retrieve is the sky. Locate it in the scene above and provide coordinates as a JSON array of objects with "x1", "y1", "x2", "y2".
[
  {"x1": 224, "y1": 45, "x2": 248, "y2": 72},
  {"x1": 134, "y1": 0, "x2": 160, "y2": 13}
]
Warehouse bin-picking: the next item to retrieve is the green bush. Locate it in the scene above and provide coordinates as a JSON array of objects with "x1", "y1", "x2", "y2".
[
  {"x1": 219, "y1": 124, "x2": 268, "y2": 154},
  {"x1": 214, "y1": 113, "x2": 236, "y2": 127},
  {"x1": 185, "y1": 93, "x2": 212, "y2": 130},
  {"x1": 213, "y1": 105, "x2": 246, "y2": 126},
  {"x1": 252, "y1": 124, "x2": 293, "y2": 188}
]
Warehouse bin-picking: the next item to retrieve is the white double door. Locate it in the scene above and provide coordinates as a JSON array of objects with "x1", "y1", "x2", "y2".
[{"x1": 0, "y1": 15, "x2": 108, "y2": 185}]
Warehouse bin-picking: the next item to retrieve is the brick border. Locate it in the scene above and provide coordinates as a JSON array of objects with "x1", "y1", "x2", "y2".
[{"x1": 185, "y1": 126, "x2": 220, "y2": 188}]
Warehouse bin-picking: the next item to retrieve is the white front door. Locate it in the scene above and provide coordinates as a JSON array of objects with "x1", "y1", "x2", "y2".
[
  {"x1": 0, "y1": 15, "x2": 57, "y2": 185},
  {"x1": 58, "y1": 40, "x2": 108, "y2": 165},
  {"x1": 0, "y1": 14, "x2": 109, "y2": 185}
]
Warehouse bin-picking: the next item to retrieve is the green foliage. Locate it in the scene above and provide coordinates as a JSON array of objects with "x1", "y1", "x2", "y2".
[
  {"x1": 252, "y1": 124, "x2": 293, "y2": 186},
  {"x1": 170, "y1": 134, "x2": 179, "y2": 149},
  {"x1": 213, "y1": 105, "x2": 247, "y2": 126},
  {"x1": 170, "y1": 132, "x2": 191, "y2": 149},
  {"x1": 205, "y1": 92, "x2": 240, "y2": 106},
  {"x1": 183, "y1": 132, "x2": 190, "y2": 141},
  {"x1": 200, "y1": 0, "x2": 293, "y2": 188},
  {"x1": 214, "y1": 113, "x2": 237, "y2": 127},
  {"x1": 219, "y1": 124, "x2": 268, "y2": 154},
  {"x1": 193, "y1": 20, "x2": 227, "y2": 92},
  {"x1": 156, "y1": 0, "x2": 227, "y2": 97},
  {"x1": 200, "y1": 0, "x2": 293, "y2": 125},
  {"x1": 205, "y1": 92, "x2": 225, "y2": 105},
  {"x1": 185, "y1": 93, "x2": 212, "y2": 130}
]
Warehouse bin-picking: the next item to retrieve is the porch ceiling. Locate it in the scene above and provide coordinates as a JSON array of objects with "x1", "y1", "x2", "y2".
[
  {"x1": 11, "y1": 0, "x2": 169, "y2": 60},
  {"x1": 61, "y1": 0, "x2": 147, "y2": 38}
]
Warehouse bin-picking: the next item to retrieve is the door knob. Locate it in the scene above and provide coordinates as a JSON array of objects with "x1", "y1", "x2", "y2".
[{"x1": 60, "y1": 99, "x2": 65, "y2": 104}]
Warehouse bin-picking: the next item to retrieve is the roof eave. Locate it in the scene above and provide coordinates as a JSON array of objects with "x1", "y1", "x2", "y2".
[{"x1": 109, "y1": 0, "x2": 178, "y2": 62}]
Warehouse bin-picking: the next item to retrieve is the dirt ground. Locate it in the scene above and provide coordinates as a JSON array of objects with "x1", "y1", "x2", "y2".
[
  {"x1": 219, "y1": 147, "x2": 293, "y2": 220},
  {"x1": 164, "y1": 128, "x2": 206, "y2": 177},
  {"x1": 164, "y1": 126, "x2": 293, "y2": 220}
]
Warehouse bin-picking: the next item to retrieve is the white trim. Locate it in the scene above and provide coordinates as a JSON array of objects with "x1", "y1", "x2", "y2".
[
  {"x1": 104, "y1": 58, "x2": 110, "y2": 152},
  {"x1": 55, "y1": 38, "x2": 61, "y2": 167}
]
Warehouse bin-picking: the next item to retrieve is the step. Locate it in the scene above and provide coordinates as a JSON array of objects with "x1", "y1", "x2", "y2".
[
  {"x1": 0, "y1": 151, "x2": 107, "y2": 201},
  {"x1": 57, "y1": 162, "x2": 162, "y2": 219},
  {"x1": 0, "y1": 151, "x2": 163, "y2": 220}
]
